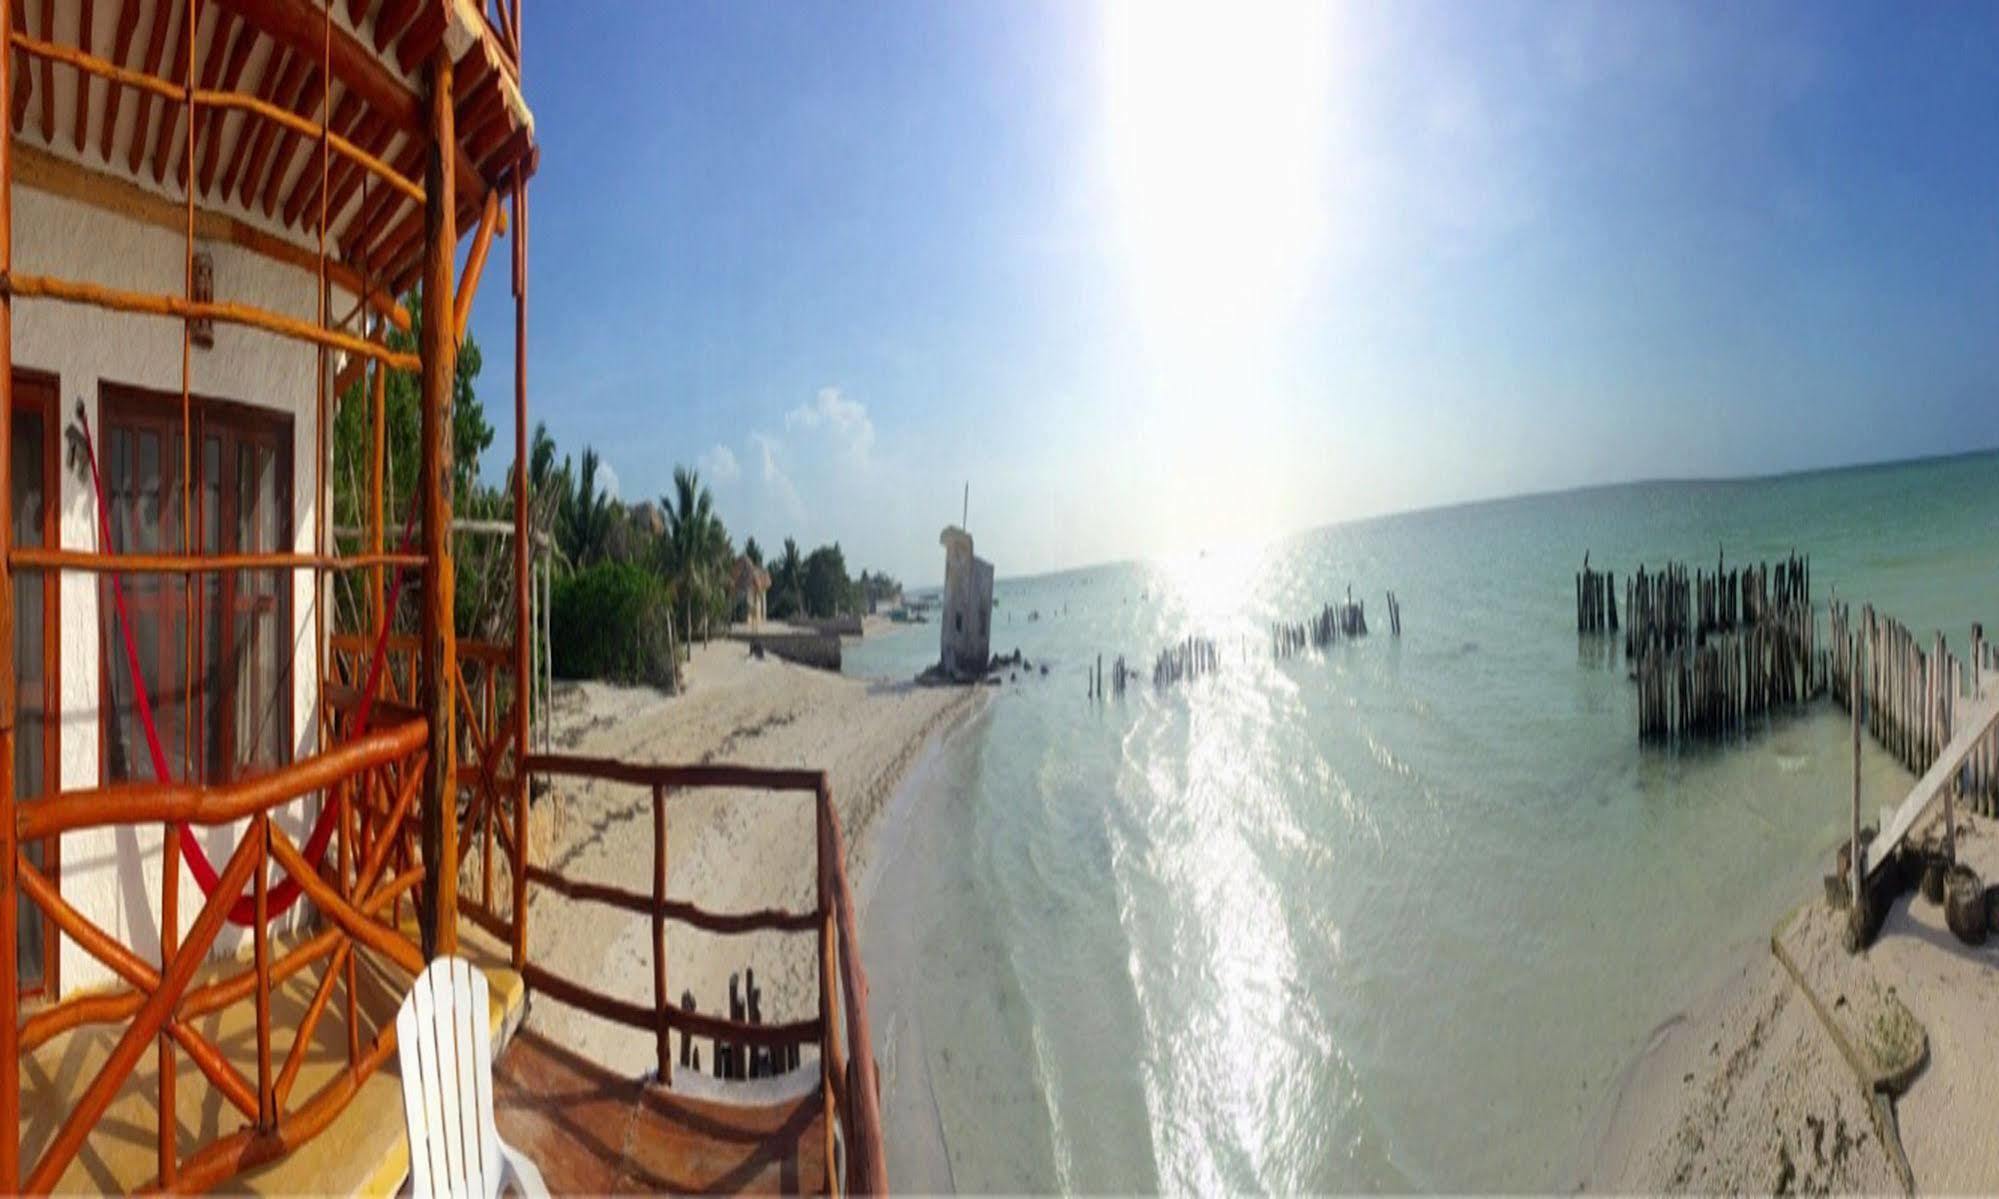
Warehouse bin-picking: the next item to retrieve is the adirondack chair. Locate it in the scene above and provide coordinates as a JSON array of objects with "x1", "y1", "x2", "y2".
[{"x1": 396, "y1": 958, "x2": 549, "y2": 1198}]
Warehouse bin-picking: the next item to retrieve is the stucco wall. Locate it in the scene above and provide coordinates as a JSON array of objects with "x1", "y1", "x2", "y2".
[
  {"x1": 13, "y1": 182, "x2": 342, "y2": 996},
  {"x1": 939, "y1": 532, "x2": 993, "y2": 678}
]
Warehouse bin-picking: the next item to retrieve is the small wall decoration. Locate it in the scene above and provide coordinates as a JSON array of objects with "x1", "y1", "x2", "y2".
[{"x1": 190, "y1": 250, "x2": 215, "y2": 349}]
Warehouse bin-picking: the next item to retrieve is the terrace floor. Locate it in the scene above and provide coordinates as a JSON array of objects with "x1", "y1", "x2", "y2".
[{"x1": 493, "y1": 1030, "x2": 830, "y2": 1194}]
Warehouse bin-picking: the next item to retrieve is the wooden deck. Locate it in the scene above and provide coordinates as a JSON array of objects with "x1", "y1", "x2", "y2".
[{"x1": 492, "y1": 1030, "x2": 829, "y2": 1195}]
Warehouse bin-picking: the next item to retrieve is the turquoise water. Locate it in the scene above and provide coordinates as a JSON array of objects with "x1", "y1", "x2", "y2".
[{"x1": 850, "y1": 451, "x2": 1999, "y2": 1192}]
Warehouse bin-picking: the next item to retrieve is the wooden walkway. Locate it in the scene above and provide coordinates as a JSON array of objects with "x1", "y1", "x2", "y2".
[
  {"x1": 492, "y1": 1030, "x2": 828, "y2": 1194},
  {"x1": 1867, "y1": 692, "x2": 1999, "y2": 881}
]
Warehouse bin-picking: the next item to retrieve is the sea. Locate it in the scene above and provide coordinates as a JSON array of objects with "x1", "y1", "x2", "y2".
[{"x1": 846, "y1": 449, "x2": 1999, "y2": 1193}]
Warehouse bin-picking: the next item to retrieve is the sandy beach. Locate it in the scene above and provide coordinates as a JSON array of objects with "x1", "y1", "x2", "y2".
[
  {"x1": 1593, "y1": 811, "x2": 1999, "y2": 1193},
  {"x1": 513, "y1": 636, "x2": 983, "y2": 1079}
]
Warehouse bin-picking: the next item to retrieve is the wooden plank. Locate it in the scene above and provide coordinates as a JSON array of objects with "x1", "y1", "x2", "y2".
[{"x1": 1868, "y1": 693, "x2": 1999, "y2": 880}]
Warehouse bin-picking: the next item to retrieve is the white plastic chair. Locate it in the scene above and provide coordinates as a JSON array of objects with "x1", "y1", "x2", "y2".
[{"x1": 396, "y1": 957, "x2": 548, "y2": 1198}]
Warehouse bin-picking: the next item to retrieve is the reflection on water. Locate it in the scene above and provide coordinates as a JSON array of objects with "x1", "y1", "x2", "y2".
[{"x1": 855, "y1": 451, "x2": 1999, "y2": 1192}]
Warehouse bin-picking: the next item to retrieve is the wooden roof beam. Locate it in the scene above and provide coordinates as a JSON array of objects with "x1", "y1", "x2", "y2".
[
  {"x1": 219, "y1": 37, "x2": 296, "y2": 201},
  {"x1": 191, "y1": 15, "x2": 262, "y2": 195},
  {"x1": 148, "y1": 0, "x2": 198, "y2": 185},
  {"x1": 9, "y1": 0, "x2": 29, "y2": 134},
  {"x1": 124, "y1": 0, "x2": 175, "y2": 173},
  {"x1": 97, "y1": 0, "x2": 142, "y2": 162},
  {"x1": 278, "y1": 86, "x2": 360, "y2": 228},
  {"x1": 173, "y1": 8, "x2": 243, "y2": 191},
  {"x1": 36, "y1": 0, "x2": 51, "y2": 139},
  {"x1": 371, "y1": 0, "x2": 418, "y2": 54},
  {"x1": 229, "y1": 51, "x2": 305, "y2": 205},
  {"x1": 211, "y1": 0, "x2": 486, "y2": 222},
  {"x1": 391, "y1": 4, "x2": 445, "y2": 76},
  {"x1": 256, "y1": 63, "x2": 321, "y2": 216},
  {"x1": 69, "y1": 0, "x2": 91, "y2": 152}
]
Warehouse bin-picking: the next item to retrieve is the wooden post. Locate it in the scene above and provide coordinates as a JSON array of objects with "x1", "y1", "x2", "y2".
[
  {"x1": 509, "y1": 179, "x2": 532, "y2": 971},
  {"x1": 1851, "y1": 631, "x2": 1863, "y2": 914},
  {"x1": 815, "y1": 782, "x2": 843, "y2": 1198},
  {"x1": 0, "y1": 0, "x2": 17, "y2": 1175},
  {"x1": 652, "y1": 784, "x2": 669, "y2": 1084},
  {"x1": 418, "y1": 48, "x2": 459, "y2": 960}
]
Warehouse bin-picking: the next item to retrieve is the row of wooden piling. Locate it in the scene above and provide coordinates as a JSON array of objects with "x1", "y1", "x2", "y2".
[
  {"x1": 1088, "y1": 653, "x2": 1131, "y2": 700},
  {"x1": 1386, "y1": 591, "x2": 1402, "y2": 636},
  {"x1": 1156, "y1": 636, "x2": 1219, "y2": 689},
  {"x1": 1275, "y1": 596, "x2": 1369, "y2": 660},
  {"x1": 1623, "y1": 552, "x2": 1811, "y2": 656},
  {"x1": 1628, "y1": 554, "x2": 1819, "y2": 742},
  {"x1": 1577, "y1": 555, "x2": 1618, "y2": 633},
  {"x1": 1635, "y1": 602, "x2": 1820, "y2": 741},
  {"x1": 1827, "y1": 602, "x2": 1999, "y2": 816}
]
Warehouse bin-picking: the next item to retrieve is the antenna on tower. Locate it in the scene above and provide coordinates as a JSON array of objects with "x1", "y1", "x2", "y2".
[{"x1": 962, "y1": 482, "x2": 969, "y2": 530}]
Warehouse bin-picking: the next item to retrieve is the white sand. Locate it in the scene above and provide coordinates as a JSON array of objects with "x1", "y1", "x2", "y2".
[
  {"x1": 1595, "y1": 812, "x2": 1999, "y2": 1193},
  {"x1": 514, "y1": 639, "x2": 983, "y2": 1078}
]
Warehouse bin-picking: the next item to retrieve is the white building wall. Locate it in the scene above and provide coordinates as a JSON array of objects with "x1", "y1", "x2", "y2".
[{"x1": 13, "y1": 183, "x2": 344, "y2": 996}]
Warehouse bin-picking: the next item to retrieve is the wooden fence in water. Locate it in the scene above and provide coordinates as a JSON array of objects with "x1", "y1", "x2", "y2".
[
  {"x1": 1827, "y1": 602, "x2": 1999, "y2": 816},
  {"x1": 1577, "y1": 556, "x2": 1617, "y2": 633},
  {"x1": 1629, "y1": 554, "x2": 1819, "y2": 742}
]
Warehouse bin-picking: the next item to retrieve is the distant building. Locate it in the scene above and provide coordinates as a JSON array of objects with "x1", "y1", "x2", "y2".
[
  {"x1": 732, "y1": 555, "x2": 772, "y2": 628},
  {"x1": 938, "y1": 526, "x2": 993, "y2": 678}
]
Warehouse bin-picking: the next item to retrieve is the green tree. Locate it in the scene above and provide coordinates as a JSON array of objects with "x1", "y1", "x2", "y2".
[
  {"x1": 743, "y1": 536, "x2": 763, "y2": 568},
  {"x1": 770, "y1": 537, "x2": 804, "y2": 620},
  {"x1": 802, "y1": 543, "x2": 851, "y2": 619}
]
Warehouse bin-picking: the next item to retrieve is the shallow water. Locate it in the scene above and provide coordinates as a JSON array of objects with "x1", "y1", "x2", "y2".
[{"x1": 850, "y1": 450, "x2": 1999, "y2": 1192}]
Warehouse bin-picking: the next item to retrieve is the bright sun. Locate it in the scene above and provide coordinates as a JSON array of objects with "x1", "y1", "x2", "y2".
[{"x1": 1103, "y1": 0, "x2": 1333, "y2": 362}]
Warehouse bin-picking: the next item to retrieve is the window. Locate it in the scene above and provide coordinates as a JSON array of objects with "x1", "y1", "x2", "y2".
[
  {"x1": 13, "y1": 371, "x2": 59, "y2": 996},
  {"x1": 100, "y1": 387, "x2": 293, "y2": 789}
]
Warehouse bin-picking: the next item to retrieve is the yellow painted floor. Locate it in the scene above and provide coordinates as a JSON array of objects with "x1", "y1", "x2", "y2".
[{"x1": 19, "y1": 919, "x2": 523, "y2": 1196}]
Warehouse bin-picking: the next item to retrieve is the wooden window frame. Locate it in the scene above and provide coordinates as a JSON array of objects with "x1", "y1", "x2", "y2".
[
  {"x1": 12, "y1": 368, "x2": 62, "y2": 1000},
  {"x1": 94, "y1": 383, "x2": 296, "y2": 792}
]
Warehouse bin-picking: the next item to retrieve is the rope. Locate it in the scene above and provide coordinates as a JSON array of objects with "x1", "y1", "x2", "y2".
[{"x1": 75, "y1": 401, "x2": 419, "y2": 928}]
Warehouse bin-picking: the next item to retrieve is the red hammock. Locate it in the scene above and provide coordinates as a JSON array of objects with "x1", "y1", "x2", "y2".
[{"x1": 76, "y1": 402, "x2": 419, "y2": 928}]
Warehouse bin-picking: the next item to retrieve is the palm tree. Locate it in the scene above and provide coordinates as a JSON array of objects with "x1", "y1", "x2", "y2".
[{"x1": 662, "y1": 466, "x2": 728, "y2": 644}]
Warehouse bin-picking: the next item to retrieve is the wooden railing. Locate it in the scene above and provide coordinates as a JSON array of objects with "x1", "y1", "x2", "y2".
[
  {"x1": 329, "y1": 633, "x2": 524, "y2": 947},
  {"x1": 7, "y1": 717, "x2": 430, "y2": 1194},
  {"x1": 520, "y1": 754, "x2": 889, "y2": 1196}
]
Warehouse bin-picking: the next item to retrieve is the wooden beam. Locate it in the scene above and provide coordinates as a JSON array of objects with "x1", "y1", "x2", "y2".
[
  {"x1": 371, "y1": 0, "x2": 417, "y2": 54},
  {"x1": 418, "y1": 44, "x2": 456, "y2": 961},
  {"x1": 391, "y1": 3, "x2": 444, "y2": 76},
  {"x1": 278, "y1": 86, "x2": 358, "y2": 227},
  {"x1": 34, "y1": 0, "x2": 48, "y2": 139},
  {"x1": 8, "y1": 0, "x2": 27, "y2": 135},
  {"x1": 193, "y1": 12, "x2": 262, "y2": 196},
  {"x1": 221, "y1": 37, "x2": 299, "y2": 202},
  {"x1": 125, "y1": 0, "x2": 175, "y2": 174},
  {"x1": 450, "y1": 185, "x2": 496, "y2": 339},
  {"x1": 211, "y1": 0, "x2": 486, "y2": 219},
  {"x1": 256, "y1": 59, "x2": 321, "y2": 215},
  {"x1": 12, "y1": 140, "x2": 410, "y2": 331},
  {"x1": 176, "y1": 10, "x2": 246, "y2": 191},
  {"x1": 147, "y1": 0, "x2": 197, "y2": 186},
  {"x1": 97, "y1": 0, "x2": 142, "y2": 162},
  {"x1": 69, "y1": 0, "x2": 90, "y2": 152}
]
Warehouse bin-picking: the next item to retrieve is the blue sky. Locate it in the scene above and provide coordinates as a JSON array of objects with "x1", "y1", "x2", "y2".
[{"x1": 462, "y1": 1, "x2": 1999, "y2": 585}]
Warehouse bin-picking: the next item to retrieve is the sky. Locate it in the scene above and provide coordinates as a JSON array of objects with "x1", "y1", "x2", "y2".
[{"x1": 461, "y1": 1, "x2": 1999, "y2": 586}]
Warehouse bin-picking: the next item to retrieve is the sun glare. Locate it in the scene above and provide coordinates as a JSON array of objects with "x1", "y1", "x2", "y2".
[{"x1": 1103, "y1": 0, "x2": 1333, "y2": 359}]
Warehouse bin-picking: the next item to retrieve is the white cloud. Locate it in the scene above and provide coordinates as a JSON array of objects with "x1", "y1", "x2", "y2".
[
  {"x1": 750, "y1": 431, "x2": 804, "y2": 518},
  {"x1": 699, "y1": 443, "x2": 741, "y2": 484},
  {"x1": 597, "y1": 461, "x2": 621, "y2": 500},
  {"x1": 784, "y1": 387, "x2": 875, "y2": 466}
]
